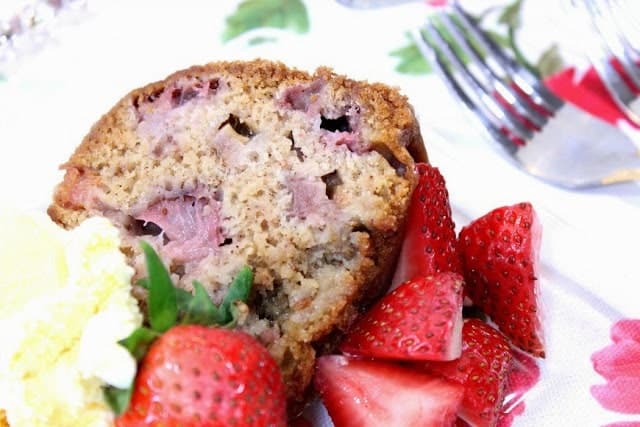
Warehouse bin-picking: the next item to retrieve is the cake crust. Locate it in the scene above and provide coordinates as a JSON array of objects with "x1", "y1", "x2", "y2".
[{"x1": 48, "y1": 59, "x2": 426, "y2": 409}]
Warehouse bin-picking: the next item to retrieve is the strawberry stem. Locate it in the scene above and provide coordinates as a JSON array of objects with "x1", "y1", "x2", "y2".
[
  {"x1": 103, "y1": 242, "x2": 254, "y2": 416},
  {"x1": 141, "y1": 241, "x2": 178, "y2": 333}
]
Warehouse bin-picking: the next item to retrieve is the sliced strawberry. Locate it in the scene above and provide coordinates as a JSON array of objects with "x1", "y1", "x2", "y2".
[
  {"x1": 340, "y1": 272, "x2": 464, "y2": 361},
  {"x1": 458, "y1": 202, "x2": 544, "y2": 357},
  {"x1": 423, "y1": 319, "x2": 514, "y2": 427},
  {"x1": 392, "y1": 163, "x2": 461, "y2": 288},
  {"x1": 314, "y1": 355, "x2": 464, "y2": 427},
  {"x1": 498, "y1": 348, "x2": 540, "y2": 427},
  {"x1": 289, "y1": 416, "x2": 314, "y2": 427},
  {"x1": 116, "y1": 325, "x2": 287, "y2": 427}
]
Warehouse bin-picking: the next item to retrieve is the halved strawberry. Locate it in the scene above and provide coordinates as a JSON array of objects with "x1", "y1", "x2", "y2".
[
  {"x1": 458, "y1": 202, "x2": 544, "y2": 357},
  {"x1": 314, "y1": 355, "x2": 464, "y2": 427},
  {"x1": 423, "y1": 319, "x2": 514, "y2": 427},
  {"x1": 392, "y1": 163, "x2": 462, "y2": 288},
  {"x1": 497, "y1": 348, "x2": 540, "y2": 427},
  {"x1": 340, "y1": 272, "x2": 464, "y2": 361}
]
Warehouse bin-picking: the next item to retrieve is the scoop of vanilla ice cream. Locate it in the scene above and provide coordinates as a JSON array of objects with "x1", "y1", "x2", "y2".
[
  {"x1": 0, "y1": 209, "x2": 142, "y2": 427},
  {"x1": 0, "y1": 209, "x2": 68, "y2": 316}
]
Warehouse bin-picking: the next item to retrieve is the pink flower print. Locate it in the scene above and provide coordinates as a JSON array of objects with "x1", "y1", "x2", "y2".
[
  {"x1": 602, "y1": 423, "x2": 640, "y2": 427},
  {"x1": 611, "y1": 319, "x2": 640, "y2": 343},
  {"x1": 591, "y1": 319, "x2": 640, "y2": 415}
]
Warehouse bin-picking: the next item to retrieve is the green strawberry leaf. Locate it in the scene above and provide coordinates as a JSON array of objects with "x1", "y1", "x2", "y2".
[
  {"x1": 226, "y1": 302, "x2": 246, "y2": 328},
  {"x1": 141, "y1": 241, "x2": 177, "y2": 333},
  {"x1": 138, "y1": 276, "x2": 192, "y2": 309},
  {"x1": 103, "y1": 385, "x2": 133, "y2": 416},
  {"x1": 390, "y1": 39, "x2": 431, "y2": 75},
  {"x1": 222, "y1": 0, "x2": 309, "y2": 42},
  {"x1": 107, "y1": 244, "x2": 255, "y2": 416},
  {"x1": 175, "y1": 287, "x2": 194, "y2": 312},
  {"x1": 536, "y1": 43, "x2": 564, "y2": 78},
  {"x1": 220, "y1": 266, "x2": 253, "y2": 324},
  {"x1": 183, "y1": 280, "x2": 225, "y2": 325},
  {"x1": 137, "y1": 243, "x2": 253, "y2": 328},
  {"x1": 118, "y1": 327, "x2": 160, "y2": 361},
  {"x1": 135, "y1": 277, "x2": 149, "y2": 289}
]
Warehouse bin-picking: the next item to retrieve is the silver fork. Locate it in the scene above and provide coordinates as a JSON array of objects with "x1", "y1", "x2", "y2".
[
  {"x1": 564, "y1": 0, "x2": 640, "y2": 126},
  {"x1": 412, "y1": 1, "x2": 640, "y2": 189}
]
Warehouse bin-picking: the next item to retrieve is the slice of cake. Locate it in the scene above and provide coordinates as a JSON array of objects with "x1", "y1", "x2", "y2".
[{"x1": 48, "y1": 59, "x2": 426, "y2": 406}]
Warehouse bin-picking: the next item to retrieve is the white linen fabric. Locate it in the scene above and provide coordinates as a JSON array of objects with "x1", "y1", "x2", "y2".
[{"x1": 0, "y1": 1, "x2": 638, "y2": 425}]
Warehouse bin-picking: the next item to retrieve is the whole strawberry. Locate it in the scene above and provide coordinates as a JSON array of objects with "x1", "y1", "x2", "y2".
[
  {"x1": 392, "y1": 163, "x2": 462, "y2": 288},
  {"x1": 116, "y1": 325, "x2": 286, "y2": 427},
  {"x1": 106, "y1": 242, "x2": 287, "y2": 427},
  {"x1": 458, "y1": 202, "x2": 544, "y2": 357}
]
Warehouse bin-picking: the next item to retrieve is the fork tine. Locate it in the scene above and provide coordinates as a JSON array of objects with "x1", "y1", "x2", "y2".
[
  {"x1": 606, "y1": 0, "x2": 640, "y2": 61},
  {"x1": 613, "y1": 0, "x2": 640, "y2": 46},
  {"x1": 411, "y1": 28, "x2": 516, "y2": 152},
  {"x1": 437, "y1": 13, "x2": 548, "y2": 129},
  {"x1": 449, "y1": 1, "x2": 564, "y2": 112},
  {"x1": 574, "y1": 0, "x2": 640, "y2": 125},
  {"x1": 420, "y1": 20, "x2": 536, "y2": 142},
  {"x1": 606, "y1": 0, "x2": 640, "y2": 85},
  {"x1": 593, "y1": 56, "x2": 638, "y2": 105},
  {"x1": 587, "y1": 0, "x2": 640, "y2": 89},
  {"x1": 415, "y1": 1, "x2": 640, "y2": 188}
]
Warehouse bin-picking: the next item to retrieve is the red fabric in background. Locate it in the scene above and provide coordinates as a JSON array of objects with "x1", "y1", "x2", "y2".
[{"x1": 545, "y1": 66, "x2": 639, "y2": 128}]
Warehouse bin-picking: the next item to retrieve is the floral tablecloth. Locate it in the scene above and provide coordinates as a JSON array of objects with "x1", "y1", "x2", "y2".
[{"x1": 1, "y1": 1, "x2": 639, "y2": 426}]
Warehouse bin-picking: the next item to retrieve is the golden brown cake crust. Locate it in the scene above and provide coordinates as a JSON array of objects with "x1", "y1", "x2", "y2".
[
  {"x1": 48, "y1": 59, "x2": 426, "y2": 410},
  {"x1": 53, "y1": 60, "x2": 425, "y2": 193}
]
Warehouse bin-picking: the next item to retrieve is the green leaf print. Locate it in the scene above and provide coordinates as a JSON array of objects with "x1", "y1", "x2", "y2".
[
  {"x1": 486, "y1": 30, "x2": 510, "y2": 49},
  {"x1": 222, "y1": 0, "x2": 310, "y2": 42},
  {"x1": 389, "y1": 0, "x2": 563, "y2": 79},
  {"x1": 390, "y1": 38, "x2": 431, "y2": 75},
  {"x1": 391, "y1": 14, "x2": 479, "y2": 76},
  {"x1": 498, "y1": 0, "x2": 523, "y2": 29},
  {"x1": 536, "y1": 44, "x2": 564, "y2": 78},
  {"x1": 247, "y1": 36, "x2": 278, "y2": 46}
]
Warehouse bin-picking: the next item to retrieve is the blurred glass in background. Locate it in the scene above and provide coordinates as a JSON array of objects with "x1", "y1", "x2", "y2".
[{"x1": 0, "y1": 0, "x2": 88, "y2": 75}]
